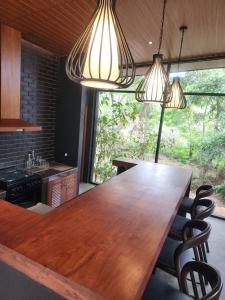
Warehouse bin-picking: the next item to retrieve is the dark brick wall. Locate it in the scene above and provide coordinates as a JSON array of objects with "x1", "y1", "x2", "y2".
[{"x1": 0, "y1": 42, "x2": 59, "y2": 169}]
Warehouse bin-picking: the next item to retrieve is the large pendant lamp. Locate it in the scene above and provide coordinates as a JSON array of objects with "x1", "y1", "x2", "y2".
[
  {"x1": 135, "y1": 0, "x2": 170, "y2": 104},
  {"x1": 66, "y1": 0, "x2": 135, "y2": 90},
  {"x1": 163, "y1": 25, "x2": 187, "y2": 109}
]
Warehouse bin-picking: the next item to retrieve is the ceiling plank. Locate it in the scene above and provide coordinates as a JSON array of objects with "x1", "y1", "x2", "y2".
[{"x1": 0, "y1": 0, "x2": 224, "y2": 64}]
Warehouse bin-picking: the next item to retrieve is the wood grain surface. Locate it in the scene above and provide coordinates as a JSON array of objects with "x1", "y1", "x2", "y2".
[
  {"x1": 0, "y1": 25, "x2": 21, "y2": 119},
  {"x1": 0, "y1": 160, "x2": 192, "y2": 300},
  {"x1": 0, "y1": 119, "x2": 42, "y2": 131},
  {"x1": 0, "y1": 244, "x2": 103, "y2": 300},
  {"x1": 0, "y1": 24, "x2": 42, "y2": 132},
  {"x1": 0, "y1": 0, "x2": 224, "y2": 67}
]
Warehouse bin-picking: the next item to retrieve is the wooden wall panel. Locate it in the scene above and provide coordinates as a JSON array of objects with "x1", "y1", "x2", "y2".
[{"x1": 0, "y1": 25, "x2": 21, "y2": 119}]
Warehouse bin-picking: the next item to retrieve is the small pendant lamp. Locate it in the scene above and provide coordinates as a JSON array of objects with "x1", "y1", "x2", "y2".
[
  {"x1": 163, "y1": 25, "x2": 187, "y2": 109},
  {"x1": 136, "y1": 0, "x2": 170, "y2": 104},
  {"x1": 66, "y1": 0, "x2": 135, "y2": 90}
]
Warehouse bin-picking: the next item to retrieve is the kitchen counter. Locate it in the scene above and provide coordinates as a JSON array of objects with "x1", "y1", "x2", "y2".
[
  {"x1": 0, "y1": 162, "x2": 77, "y2": 204},
  {"x1": 0, "y1": 158, "x2": 192, "y2": 300},
  {"x1": 29, "y1": 162, "x2": 78, "y2": 206},
  {"x1": 27, "y1": 162, "x2": 77, "y2": 180}
]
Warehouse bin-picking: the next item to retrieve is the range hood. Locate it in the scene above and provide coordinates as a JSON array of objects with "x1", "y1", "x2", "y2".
[{"x1": 0, "y1": 25, "x2": 42, "y2": 132}]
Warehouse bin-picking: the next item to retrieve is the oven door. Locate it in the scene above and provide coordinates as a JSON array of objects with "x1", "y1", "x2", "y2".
[{"x1": 6, "y1": 195, "x2": 37, "y2": 208}]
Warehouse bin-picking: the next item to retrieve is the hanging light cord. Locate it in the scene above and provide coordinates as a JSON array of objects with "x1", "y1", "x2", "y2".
[
  {"x1": 177, "y1": 26, "x2": 187, "y2": 72},
  {"x1": 111, "y1": 0, "x2": 116, "y2": 8},
  {"x1": 158, "y1": 0, "x2": 167, "y2": 54}
]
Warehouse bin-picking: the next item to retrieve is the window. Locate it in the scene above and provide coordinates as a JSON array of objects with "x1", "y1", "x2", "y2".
[
  {"x1": 91, "y1": 90, "x2": 161, "y2": 183},
  {"x1": 181, "y1": 68, "x2": 225, "y2": 93},
  {"x1": 91, "y1": 67, "x2": 225, "y2": 218},
  {"x1": 159, "y1": 68, "x2": 225, "y2": 218}
]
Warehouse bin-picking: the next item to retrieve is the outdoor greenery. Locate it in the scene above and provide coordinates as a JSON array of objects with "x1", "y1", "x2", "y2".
[{"x1": 92, "y1": 69, "x2": 225, "y2": 209}]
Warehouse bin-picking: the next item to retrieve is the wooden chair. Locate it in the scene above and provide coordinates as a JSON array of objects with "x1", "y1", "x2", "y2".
[
  {"x1": 180, "y1": 261, "x2": 223, "y2": 300},
  {"x1": 180, "y1": 185, "x2": 214, "y2": 215},
  {"x1": 142, "y1": 261, "x2": 222, "y2": 300},
  {"x1": 169, "y1": 199, "x2": 215, "y2": 262},
  {"x1": 157, "y1": 220, "x2": 211, "y2": 291}
]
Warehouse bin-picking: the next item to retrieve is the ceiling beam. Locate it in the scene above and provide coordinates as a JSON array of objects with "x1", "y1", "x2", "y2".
[{"x1": 135, "y1": 53, "x2": 225, "y2": 68}]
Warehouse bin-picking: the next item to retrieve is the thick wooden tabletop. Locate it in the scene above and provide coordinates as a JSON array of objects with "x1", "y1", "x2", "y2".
[{"x1": 0, "y1": 160, "x2": 192, "y2": 300}]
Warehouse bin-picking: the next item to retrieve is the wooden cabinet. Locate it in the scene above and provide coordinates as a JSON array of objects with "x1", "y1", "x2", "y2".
[
  {"x1": 47, "y1": 173, "x2": 77, "y2": 208},
  {"x1": 0, "y1": 25, "x2": 42, "y2": 132},
  {"x1": 64, "y1": 173, "x2": 77, "y2": 201},
  {"x1": 1, "y1": 25, "x2": 21, "y2": 120}
]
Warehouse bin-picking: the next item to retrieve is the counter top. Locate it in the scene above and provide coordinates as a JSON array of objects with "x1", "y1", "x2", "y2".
[
  {"x1": 0, "y1": 159, "x2": 192, "y2": 300},
  {"x1": 27, "y1": 162, "x2": 77, "y2": 180}
]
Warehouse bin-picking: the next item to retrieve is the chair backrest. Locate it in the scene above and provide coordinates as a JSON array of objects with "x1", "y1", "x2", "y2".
[
  {"x1": 180, "y1": 261, "x2": 223, "y2": 300},
  {"x1": 175, "y1": 220, "x2": 211, "y2": 275},
  {"x1": 191, "y1": 199, "x2": 215, "y2": 220},
  {"x1": 195, "y1": 185, "x2": 214, "y2": 201}
]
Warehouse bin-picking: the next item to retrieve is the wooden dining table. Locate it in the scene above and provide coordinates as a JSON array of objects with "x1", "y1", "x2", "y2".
[{"x1": 0, "y1": 158, "x2": 192, "y2": 300}]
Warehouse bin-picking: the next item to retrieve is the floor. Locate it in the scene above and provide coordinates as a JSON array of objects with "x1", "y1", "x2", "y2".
[
  {"x1": 156, "y1": 216, "x2": 225, "y2": 299},
  {"x1": 79, "y1": 183, "x2": 96, "y2": 194}
]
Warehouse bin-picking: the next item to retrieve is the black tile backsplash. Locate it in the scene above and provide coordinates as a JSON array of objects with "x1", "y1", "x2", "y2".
[{"x1": 0, "y1": 42, "x2": 59, "y2": 169}]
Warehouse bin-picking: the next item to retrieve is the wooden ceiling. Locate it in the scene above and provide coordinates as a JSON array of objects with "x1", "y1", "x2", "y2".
[{"x1": 1, "y1": 0, "x2": 225, "y2": 66}]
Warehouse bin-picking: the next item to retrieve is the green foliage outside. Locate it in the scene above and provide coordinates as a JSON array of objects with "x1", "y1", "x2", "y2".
[
  {"x1": 92, "y1": 69, "x2": 225, "y2": 206},
  {"x1": 215, "y1": 184, "x2": 225, "y2": 201}
]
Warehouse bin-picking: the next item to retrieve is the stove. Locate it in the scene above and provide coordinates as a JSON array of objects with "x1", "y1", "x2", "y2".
[{"x1": 0, "y1": 167, "x2": 42, "y2": 208}]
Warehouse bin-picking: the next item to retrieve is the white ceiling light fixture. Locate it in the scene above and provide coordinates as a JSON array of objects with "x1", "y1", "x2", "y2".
[
  {"x1": 66, "y1": 0, "x2": 135, "y2": 90},
  {"x1": 163, "y1": 25, "x2": 188, "y2": 109},
  {"x1": 135, "y1": 0, "x2": 171, "y2": 104}
]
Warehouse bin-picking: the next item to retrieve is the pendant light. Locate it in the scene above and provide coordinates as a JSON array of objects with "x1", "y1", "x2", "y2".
[
  {"x1": 135, "y1": 0, "x2": 170, "y2": 104},
  {"x1": 66, "y1": 0, "x2": 135, "y2": 90},
  {"x1": 163, "y1": 25, "x2": 187, "y2": 109}
]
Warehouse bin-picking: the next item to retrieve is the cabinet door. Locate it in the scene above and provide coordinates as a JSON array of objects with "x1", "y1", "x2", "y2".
[
  {"x1": 47, "y1": 177, "x2": 65, "y2": 208},
  {"x1": 47, "y1": 173, "x2": 77, "y2": 207},
  {"x1": 63, "y1": 173, "x2": 77, "y2": 202}
]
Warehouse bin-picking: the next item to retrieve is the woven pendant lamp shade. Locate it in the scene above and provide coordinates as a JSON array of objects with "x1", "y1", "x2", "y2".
[
  {"x1": 136, "y1": 54, "x2": 171, "y2": 103},
  {"x1": 66, "y1": 0, "x2": 135, "y2": 90},
  {"x1": 164, "y1": 77, "x2": 187, "y2": 108},
  {"x1": 163, "y1": 25, "x2": 188, "y2": 109},
  {"x1": 135, "y1": 0, "x2": 170, "y2": 104}
]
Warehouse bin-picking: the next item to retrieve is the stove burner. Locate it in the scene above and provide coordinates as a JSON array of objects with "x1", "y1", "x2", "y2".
[{"x1": 0, "y1": 167, "x2": 34, "y2": 187}]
